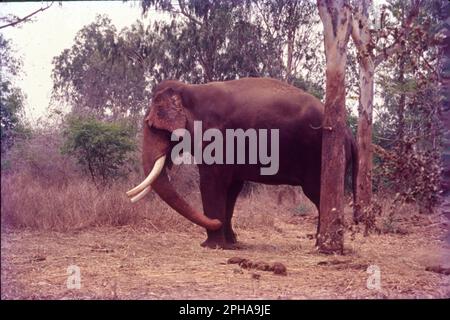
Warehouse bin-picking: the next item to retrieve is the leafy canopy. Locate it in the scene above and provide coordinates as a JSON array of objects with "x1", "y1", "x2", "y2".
[
  {"x1": 62, "y1": 117, "x2": 136, "y2": 185},
  {"x1": 0, "y1": 34, "x2": 28, "y2": 156}
]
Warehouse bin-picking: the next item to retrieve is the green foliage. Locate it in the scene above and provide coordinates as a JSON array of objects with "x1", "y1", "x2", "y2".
[
  {"x1": 52, "y1": 3, "x2": 324, "y2": 122},
  {"x1": 1, "y1": 84, "x2": 27, "y2": 151},
  {"x1": 61, "y1": 117, "x2": 136, "y2": 185},
  {"x1": 52, "y1": 16, "x2": 149, "y2": 120},
  {"x1": 291, "y1": 76, "x2": 324, "y2": 100},
  {"x1": 371, "y1": 0, "x2": 442, "y2": 212},
  {"x1": 0, "y1": 34, "x2": 29, "y2": 157}
]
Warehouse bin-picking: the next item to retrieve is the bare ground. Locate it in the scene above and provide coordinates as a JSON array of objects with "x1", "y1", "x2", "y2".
[{"x1": 2, "y1": 208, "x2": 449, "y2": 300}]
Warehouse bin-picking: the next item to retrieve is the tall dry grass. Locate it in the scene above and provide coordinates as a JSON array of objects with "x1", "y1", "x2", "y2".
[
  {"x1": 1, "y1": 166, "x2": 420, "y2": 236},
  {"x1": 234, "y1": 185, "x2": 316, "y2": 230},
  {"x1": 0, "y1": 170, "x2": 204, "y2": 232},
  {"x1": 0, "y1": 166, "x2": 314, "y2": 233}
]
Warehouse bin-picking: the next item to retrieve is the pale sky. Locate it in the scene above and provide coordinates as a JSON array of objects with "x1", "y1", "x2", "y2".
[{"x1": 0, "y1": 1, "x2": 167, "y2": 124}]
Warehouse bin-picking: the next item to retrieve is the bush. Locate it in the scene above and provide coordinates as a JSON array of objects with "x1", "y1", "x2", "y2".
[
  {"x1": 373, "y1": 143, "x2": 441, "y2": 214},
  {"x1": 62, "y1": 117, "x2": 136, "y2": 186},
  {"x1": 4, "y1": 127, "x2": 79, "y2": 187}
]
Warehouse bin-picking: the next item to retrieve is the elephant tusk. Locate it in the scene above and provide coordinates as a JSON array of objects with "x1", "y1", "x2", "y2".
[
  {"x1": 126, "y1": 155, "x2": 166, "y2": 197},
  {"x1": 130, "y1": 186, "x2": 151, "y2": 203}
]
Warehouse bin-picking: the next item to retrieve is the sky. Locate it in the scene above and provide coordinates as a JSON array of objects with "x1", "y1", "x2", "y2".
[{"x1": 0, "y1": 1, "x2": 167, "y2": 124}]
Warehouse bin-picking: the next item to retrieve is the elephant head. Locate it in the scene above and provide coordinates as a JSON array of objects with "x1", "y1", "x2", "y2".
[{"x1": 126, "y1": 83, "x2": 222, "y2": 231}]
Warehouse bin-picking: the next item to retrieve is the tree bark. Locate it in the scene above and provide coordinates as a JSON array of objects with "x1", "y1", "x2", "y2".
[
  {"x1": 350, "y1": 0, "x2": 374, "y2": 225},
  {"x1": 286, "y1": 26, "x2": 295, "y2": 82},
  {"x1": 397, "y1": 56, "x2": 406, "y2": 154},
  {"x1": 316, "y1": 0, "x2": 352, "y2": 254},
  {"x1": 438, "y1": 3, "x2": 450, "y2": 225}
]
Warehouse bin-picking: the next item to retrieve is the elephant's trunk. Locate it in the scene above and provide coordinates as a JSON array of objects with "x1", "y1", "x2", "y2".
[{"x1": 127, "y1": 123, "x2": 222, "y2": 231}]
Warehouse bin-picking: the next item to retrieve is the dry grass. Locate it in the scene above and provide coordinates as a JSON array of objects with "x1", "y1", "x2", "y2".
[
  {"x1": 0, "y1": 168, "x2": 311, "y2": 233},
  {"x1": 0, "y1": 171, "x2": 199, "y2": 232},
  {"x1": 1, "y1": 214, "x2": 448, "y2": 299},
  {"x1": 1, "y1": 173, "x2": 449, "y2": 299}
]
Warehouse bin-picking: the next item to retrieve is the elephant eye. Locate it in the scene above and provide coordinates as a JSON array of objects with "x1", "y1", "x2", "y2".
[{"x1": 157, "y1": 108, "x2": 167, "y2": 117}]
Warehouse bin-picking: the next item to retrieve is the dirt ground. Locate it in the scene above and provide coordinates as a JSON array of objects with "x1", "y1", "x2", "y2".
[{"x1": 1, "y1": 209, "x2": 450, "y2": 299}]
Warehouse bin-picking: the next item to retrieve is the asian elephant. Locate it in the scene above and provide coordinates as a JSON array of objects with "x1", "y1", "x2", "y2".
[{"x1": 127, "y1": 77, "x2": 358, "y2": 249}]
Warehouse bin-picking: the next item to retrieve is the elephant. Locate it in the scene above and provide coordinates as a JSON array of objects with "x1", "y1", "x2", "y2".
[{"x1": 127, "y1": 77, "x2": 358, "y2": 249}]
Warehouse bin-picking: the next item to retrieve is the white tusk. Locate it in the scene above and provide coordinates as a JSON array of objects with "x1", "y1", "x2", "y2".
[
  {"x1": 126, "y1": 155, "x2": 166, "y2": 197},
  {"x1": 130, "y1": 186, "x2": 151, "y2": 203}
]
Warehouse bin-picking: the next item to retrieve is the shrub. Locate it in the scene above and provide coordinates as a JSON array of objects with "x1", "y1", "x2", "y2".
[
  {"x1": 62, "y1": 117, "x2": 136, "y2": 186},
  {"x1": 5, "y1": 127, "x2": 78, "y2": 187},
  {"x1": 373, "y1": 143, "x2": 441, "y2": 214}
]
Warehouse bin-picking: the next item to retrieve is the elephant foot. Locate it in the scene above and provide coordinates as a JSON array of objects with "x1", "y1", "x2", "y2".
[
  {"x1": 225, "y1": 229, "x2": 238, "y2": 244},
  {"x1": 201, "y1": 238, "x2": 239, "y2": 250}
]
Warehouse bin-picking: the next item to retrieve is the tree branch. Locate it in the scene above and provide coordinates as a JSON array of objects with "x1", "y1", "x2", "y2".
[
  {"x1": 0, "y1": 2, "x2": 53, "y2": 30},
  {"x1": 374, "y1": 41, "x2": 400, "y2": 67},
  {"x1": 350, "y1": 0, "x2": 372, "y2": 64},
  {"x1": 317, "y1": 0, "x2": 335, "y2": 39},
  {"x1": 373, "y1": 0, "x2": 422, "y2": 67},
  {"x1": 176, "y1": 0, "x2": 202, "y2": 26},
  {"x1": 254, "y1": 1, "x2": 273, "y2": 35}
]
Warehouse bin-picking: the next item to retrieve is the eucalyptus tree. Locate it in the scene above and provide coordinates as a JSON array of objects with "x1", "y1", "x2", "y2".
[
  {"x1": 0, "y1": 35, "x2": 27, "y2": 156},
  {"x1": 52, "y1": 16, "x2": 149, "y2": 122}
]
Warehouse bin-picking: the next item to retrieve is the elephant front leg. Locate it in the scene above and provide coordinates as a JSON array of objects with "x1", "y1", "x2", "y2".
[
  {"x1": 224, "y1": 181, "x2": 244, "y2": 244},
  {"x1": 199, "y1": 167, "x2": 232, "y2": 249}
]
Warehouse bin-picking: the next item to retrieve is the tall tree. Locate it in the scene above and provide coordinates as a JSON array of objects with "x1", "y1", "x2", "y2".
[
  {"x1": 350, "y1": 0, "x2": 422, "y2": 226},
  {"x1": 0, "y1": 35, "x2": 27, "y2": 155},
  {"x1": 350, "y1": 0, "x2": 374, "y2": 225},
  {"x1": 143, "y1": 0, "x2": 262, "y2": 83},
  {"x1": 316, "y1": 0, "x2": 352, "y2": 254},
  {"x1": 52, "y1": 16, "x2": 149, "y2": 121},
  {"x1": 438, "y1": 2, "x2": 450, "y2": 219},
  {"x1": 142, "y1": 0, "x2": 324, "y2": 90},
  {"x1": 252, "y1": 0, "x2": 320, "y2": 83}
]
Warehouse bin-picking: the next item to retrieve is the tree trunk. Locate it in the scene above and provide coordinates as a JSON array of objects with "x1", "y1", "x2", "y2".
[
  {"x1": 285, "y1": 0, "x2": 297, "y2": 82},
  {"x1": 438, "y1": 4, "x2": 450, "y2": 225},
  {"x1": 397, "y1": 56, "x2": 406, "y2": 153},
  {"x1": 286, "y1": 27, "x2": 294, "y2": 82},
  {"x1": 316, "y1": 0, "x2": 351, "y2": 254},
  {"x1": 351, "y1": 0, "x2": 421, "y2": 227},
  {"x1": 350, "y1": 0, "x2": 374, "y2": 226}
]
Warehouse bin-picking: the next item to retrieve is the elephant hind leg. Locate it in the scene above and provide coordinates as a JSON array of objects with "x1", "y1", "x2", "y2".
[
  {"x1": 225, "y1": 180, "x2": 244, "y2": 244},
  {"x1": 302, "y1": 182, "x2": 322, "y2": 246},
  {"x1": 301, "y1": 172, "x2": 323, "y2": 247}
]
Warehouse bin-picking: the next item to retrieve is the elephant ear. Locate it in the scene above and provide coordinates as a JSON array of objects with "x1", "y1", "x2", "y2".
[{"x1": 145, "y1": 87, "x2": 186, "y2": 133}]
